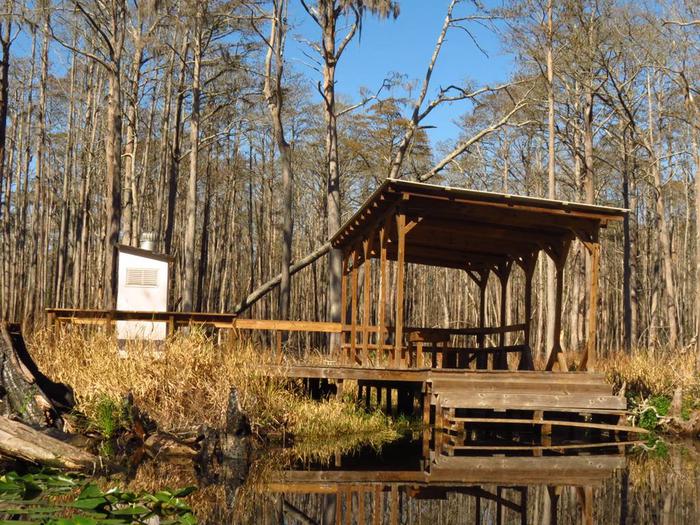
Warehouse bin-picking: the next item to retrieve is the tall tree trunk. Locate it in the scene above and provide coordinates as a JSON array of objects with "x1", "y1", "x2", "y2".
[
  {"x1": 621, "y1": 124, "x2": 633, "y2": 353},
  {"x1": 54, "y1": 46, "x2": 77, "y2": 307},
  {"x1": 103, "y1": 65, "x2": 123, "y2": 309},
  {"x1": 263, "y1": 0, "x2": 294, "y2": 320},
  {"x1": 0, "y1": 2, "x2": 11, "y2": 227},
  {"x1": 647, "y1": 73, "x2": 679, "y2": 348},
  {"x1": 183, "y1": 12, "x2": 202, "y2": 313},
  {"x1": 320, "y1": 0, "x2": 342, "y2": 331},
  {"x1": 164, "y1": 37, "x2": 189, "y2": 256},
  {"x1": 122, "y1": 40, "x2": 145, "y2": 246},
  {"x1": 545, "y1": 0, "x2": 557, "y2": 357}
]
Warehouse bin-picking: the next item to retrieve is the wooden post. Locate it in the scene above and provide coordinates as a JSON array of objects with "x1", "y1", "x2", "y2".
[
  {"x1": 546, "y1": 486, "x2": 560, "y2": 525},
  {"x1": 339, "y1": 252, "x2": 349, "y2": 360},
  {"x1": 518, "y1": 253, "x2": 537, "y2": 370},
  {"x1": 350, "y1": 247, "x2": 360, "y2": 365},
  {"x1": 519, "y1": 487, "x2": 528, "y2": 525},
  {"x1": 581, "y1": 241, "x2": 600, "y2": 371},
  {"x1": 475, "y1": 495, "x2": 481, "y2": 525},
  {"x1": 335, "y1": 487, "x2": 343, "y2": 525},
  {"x1": 422, "y1": 384, "x2": 431, "y2": 459},
  {"x1": 378, "y1": 223, "x2": 388, "y2": 362},
  {"x1": 362, "y1": 234, "x2": 374, "y2": 366},
  {"x1": 545, "y1": 239, "x2": 571, "y2": 372},
  {"x1": 343, "y1": 487, "x2": 351, "y2": 525},
  {"x1": 496, "y1": 486, "x2": 503, "y2": 525},
  {"x1": 394, "y1": 213, "x2": 406, "y2": 368},
  {"x1": 495, "y1": 261, "x2": 512, "y2": 370},
  {"x1": 389, "y1": 484, "x2": 399, "y2": 525},
  {"x1": 373, "y1": 485, "x2": 382, "y2": 525},
  {"x1": 577, "y1": 486, "x2": 593, "y2": 525},
  {"x1": 357, "y1": 487, "x2": 365, "y2": 525},
  {"x1": 469, "y1": 269, "x2": 490, "y2": 370}
]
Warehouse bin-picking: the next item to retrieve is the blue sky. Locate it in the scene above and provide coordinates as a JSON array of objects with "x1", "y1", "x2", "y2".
[
  {"x1": 286, "y1": 1, "x2": 516, "y2": 147},
  {"x1": 11, "y1": 1, "x2": 516, "y2": 149}
]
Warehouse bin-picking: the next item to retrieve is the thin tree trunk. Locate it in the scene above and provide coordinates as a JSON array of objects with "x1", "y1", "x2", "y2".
[
  {"x1": 545, "y1": 0, "x2": 557, "y2": 356},
  {"x1": 183, "y1": 10, "x2": 202, "y2": 312}
]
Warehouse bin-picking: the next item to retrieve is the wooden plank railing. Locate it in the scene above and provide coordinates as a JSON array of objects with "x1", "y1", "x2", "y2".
[{"x1": 46, "y1": 308, "x2": 529, "y2": 370}]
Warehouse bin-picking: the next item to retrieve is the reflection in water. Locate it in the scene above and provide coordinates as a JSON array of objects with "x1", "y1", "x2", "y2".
[
  {"x1": 121, "y1": 435, "x2": 700, "y2": 524},
  {"x1": 249, "y1": 437, "x2": 700, "y2": 525}
]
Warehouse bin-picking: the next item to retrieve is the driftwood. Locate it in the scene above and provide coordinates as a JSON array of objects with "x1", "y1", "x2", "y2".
[
  {"x1": 0, "y1": 323, "x2": 74, "y2": 429},
  {"x1": 0, "y1": 415, "x2": 98, "y2": 470},
  {"x1": 662, "y1": 411, "x2": 700, "y2": 438}
]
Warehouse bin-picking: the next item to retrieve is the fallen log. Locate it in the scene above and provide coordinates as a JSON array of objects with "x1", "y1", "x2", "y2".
[
  {"x1": 0, "y1": 415, "x2": 98, "y2": 471},
  {"x1": 233, "y1": 242, "x2": 330, "y2": 314},
  {"x1": 661, "y1": 411, "x2": 700, "y2": 438}
]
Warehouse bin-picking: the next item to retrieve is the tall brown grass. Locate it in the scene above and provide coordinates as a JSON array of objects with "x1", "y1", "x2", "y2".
[
  {"x1": 599, "y1": 348, "x2": 700, "y2": 400},
  {"x1": 28, "y1": 328, "x2": 401, "y2": 446}
]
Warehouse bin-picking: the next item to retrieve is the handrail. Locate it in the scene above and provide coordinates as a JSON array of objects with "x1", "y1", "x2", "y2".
[{"x1": 45, "y1": 309, "x2": 526, "y2": 337}]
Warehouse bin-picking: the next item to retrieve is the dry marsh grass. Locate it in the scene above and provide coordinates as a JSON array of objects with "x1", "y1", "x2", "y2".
[
  {"x1": 28, "y1": 328, "x2": 401, "y2": 445},
  {"x1": 599, "y1": 348, "x2": 700, "y2": 399}
]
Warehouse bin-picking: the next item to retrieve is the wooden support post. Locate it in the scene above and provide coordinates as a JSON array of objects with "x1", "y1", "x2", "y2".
[
  {"x1": 519, "y1": 487, "x2": 528, "y2": 525},
  {"x1": 275, "y1": 330, "x2": 282, "y2": 357},
  {"x1": 394, "y1": 213, "x2": 406, "y2": 368},
  {"x1": 577, "y1": 486, "x2": 593, "y2": 525},
  {"x1": 422, "y1": 384, "x2": 431, "y2": 459},
  {"x1": 468, "y1": 269, "x2": 490, "y2": 370},
  {"x1": 390, "y1": 484, "x2": 399, "y2": 525},
  {"x1": 340, "y1": 252, "x2": 349, "y2": 360},
  {"x1": 357, "y1": 487, "x2": 365, "y2": 525},
  {"x1": 336, "y1": 487, "x2": 343, "y2": 525},
  {"x1": 350, "y1": 248, "x2": 360, "y2": 365},
  {"x1": 496, "y1": 486, "x2": 504, "y2": 525},
  {"x1": 378, "y1": 223, "x2": 388, "y2": 363},
  {"x1": 581, "y1": 241, "x2": 600, "y2": 371},
  {"x1": 435, "y1": 395, "x2": 444, "y2": 454},
  {"x1": 343, "y1": 487, "x2": 351, "y2": 525},
  {"x1": 546, "y1": 486, "x2": 560, "y2": 525},
  {"x1": 475, "y1": 495, "x2": 481, "y2": 525},
  {"x1": 336, "y1": 379, "x2": 344, "y2": 399},
  {"x1": 495, "y1": 261, "x2": 512, "y2": 370},
  {"x1": 545, "y1": 239, "x2": 571, "y2": 372},
  {"x1": 517, "y1": 253, "x2": 537, "y2": 370},
  {"x1": 362, "y1": 235, "x2": 374, "y2": 366},
  {"x1": 373, "y1": 485, "x2": 382, "y2": 525}
]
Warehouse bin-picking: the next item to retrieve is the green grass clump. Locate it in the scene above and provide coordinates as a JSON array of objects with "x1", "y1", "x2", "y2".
[
  {"x1": 90, "y1": 395, "x2": 129, "y2": 439},
  {"x1": 637, "y1": 395, "x2": 671, "y2": 431}
]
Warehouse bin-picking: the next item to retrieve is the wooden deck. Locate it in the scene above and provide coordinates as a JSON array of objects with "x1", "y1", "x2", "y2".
[{"x1": 265, "y1": 364, "x2": 642, "y2": 440}]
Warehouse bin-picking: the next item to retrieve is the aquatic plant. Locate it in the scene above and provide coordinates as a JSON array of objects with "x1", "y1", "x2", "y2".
[{"x1": 0, "y1": 470, "x2": 196, "y2": 524}]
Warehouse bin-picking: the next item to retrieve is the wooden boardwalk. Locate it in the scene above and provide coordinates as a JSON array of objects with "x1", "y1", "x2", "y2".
[{"x1": 265, "y1": 364, "x2": 642, "y2": 439}]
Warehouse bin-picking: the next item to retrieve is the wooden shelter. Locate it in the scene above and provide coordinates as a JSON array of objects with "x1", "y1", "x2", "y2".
[{"x1": 331, "y1": 179, "x2": 625, "y2": 372}]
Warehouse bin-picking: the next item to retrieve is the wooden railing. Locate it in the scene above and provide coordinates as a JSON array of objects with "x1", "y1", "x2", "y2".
[
  {"x1": 46, "y1": 308, "x2": 531, "y2": 370},
  {"x1": 338, "y1": 323, "x2": 529, "y2": 370}
]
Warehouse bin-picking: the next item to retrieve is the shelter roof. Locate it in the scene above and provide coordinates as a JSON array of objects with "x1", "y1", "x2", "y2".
[{"x1": 330, "y1": 179, "x2": 626, "y2": 271}]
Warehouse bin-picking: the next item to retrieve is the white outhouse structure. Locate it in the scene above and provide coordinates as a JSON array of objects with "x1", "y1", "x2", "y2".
[{"x1": 115, "y1": 237, "x2": 171, "y2": 340}]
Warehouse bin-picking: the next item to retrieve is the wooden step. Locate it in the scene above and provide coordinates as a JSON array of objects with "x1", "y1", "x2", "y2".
[
  {"x1": 431, "y1": 379, "x2": 611, "y2": 395},
  {"x1": 438, "y1": 392, "x2": 626, "y2": 411}
]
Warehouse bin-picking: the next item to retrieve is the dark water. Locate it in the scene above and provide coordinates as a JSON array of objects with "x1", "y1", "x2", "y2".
[{"x1": 177, "y1": 434, "x2": 699, "y2": 524}]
